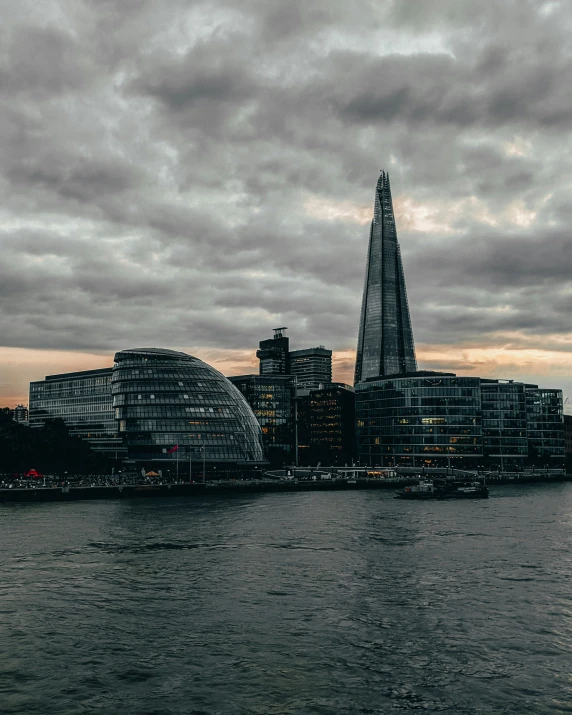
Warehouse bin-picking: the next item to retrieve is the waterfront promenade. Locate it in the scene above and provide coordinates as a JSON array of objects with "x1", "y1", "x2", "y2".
[{"x1": 1, "y1": 471, "x2": 569, "y2": 502}]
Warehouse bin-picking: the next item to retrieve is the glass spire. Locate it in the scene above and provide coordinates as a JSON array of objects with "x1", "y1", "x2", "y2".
[{"x1": 354, "y1": 171, "x2": 417, "y2": 383}]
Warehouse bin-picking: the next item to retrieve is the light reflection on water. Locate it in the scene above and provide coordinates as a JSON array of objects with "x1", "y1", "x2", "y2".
[{"x1": 1, "y1": 484, "x2": 571, "y2": 714}]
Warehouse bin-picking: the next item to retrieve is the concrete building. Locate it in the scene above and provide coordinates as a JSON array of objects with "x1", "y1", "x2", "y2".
[{"x1": 289, "y1": 346, "x2": 332, "y2": 390}]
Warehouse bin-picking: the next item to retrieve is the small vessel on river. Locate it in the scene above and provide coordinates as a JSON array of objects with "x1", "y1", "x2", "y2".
[{"x1": 395, "y1": 477, "x2": 489, "y2": 500}]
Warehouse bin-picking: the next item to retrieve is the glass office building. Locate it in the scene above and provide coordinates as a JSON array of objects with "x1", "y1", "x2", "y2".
[
  {"x1": 29, "y1": 368, "x2": 124, "y2": 458},
  {"x1": 354, "y1": 171, "x2": 417, "y2": 383},
  {"x1": 356, "y1": 373, "x2": 482, "y2": 468},
  {"x1": 113, "y1": 348, "x2": 265, "y2": 472},
  {"x1": 526, "y1": 388, "x2": 565, "y2": 467},
  {"x1": 356, "y1": 372, "x2": 565, "y2": 470},
  {"x1": 481, "y1": 380, "x2": 528, "y2": 471},
  {"x1": 309, "y1": 383, "x2": 355, "y2": 466},
  {"x1": 229, "y1": 374, "x2": 296, "y2": 466}
]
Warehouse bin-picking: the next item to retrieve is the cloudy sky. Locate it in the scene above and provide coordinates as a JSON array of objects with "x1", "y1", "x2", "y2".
[{"x1": 2, "y1": 0, "x2": 572, "y2": 408}]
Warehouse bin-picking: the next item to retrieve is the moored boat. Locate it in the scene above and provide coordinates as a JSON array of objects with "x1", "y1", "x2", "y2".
[
  {"x1": 395, "y1": 478, "x2": 488, "y2": 500},
  {"x1": 395, "y1": 479, "x2": 440, "y2": 499}
]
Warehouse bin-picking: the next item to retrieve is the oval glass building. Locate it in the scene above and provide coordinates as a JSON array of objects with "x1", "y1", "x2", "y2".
[{"x1": 112, "y1": 348, "x2": 265, "y2": 474}]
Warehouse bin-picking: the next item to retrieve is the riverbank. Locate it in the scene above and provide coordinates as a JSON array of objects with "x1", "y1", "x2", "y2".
[{"x1": 1, "y1": 473, "x2": 571, "y2": 502}]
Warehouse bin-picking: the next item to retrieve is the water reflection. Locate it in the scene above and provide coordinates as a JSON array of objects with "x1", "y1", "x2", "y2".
[{"x1": 1, "y1": 486, "x2": 571, "y2": 713}]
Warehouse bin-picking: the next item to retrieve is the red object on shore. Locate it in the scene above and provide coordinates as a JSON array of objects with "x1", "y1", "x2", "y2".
[{"x1": 24, "y1": 469, "x2": 44, "y2": 478}]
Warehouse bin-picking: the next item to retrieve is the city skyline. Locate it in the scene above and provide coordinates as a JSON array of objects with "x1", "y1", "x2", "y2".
[{"x1": 2, "y1": 1, "x2": 572, "y2": 409}]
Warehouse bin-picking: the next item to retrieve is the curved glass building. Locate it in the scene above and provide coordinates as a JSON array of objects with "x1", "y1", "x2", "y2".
[{"x1": 112, "y1": 348, "x2": 265, "y2": 472}]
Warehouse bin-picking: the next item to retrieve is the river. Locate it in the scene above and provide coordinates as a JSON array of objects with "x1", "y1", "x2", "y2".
[{"x1": 1, "y1": 483, "x2": 571, "y2": 713}]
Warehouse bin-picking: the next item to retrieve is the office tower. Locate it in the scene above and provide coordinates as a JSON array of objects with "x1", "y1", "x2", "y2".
[
  {"x1": 29, "y1": 368, "x2": 124, "y2": 458},
  {"x1": 354, "y1": 171, "x2": 417, "y2": 384},
  {"x1": 256, "y1": 327, "x2": 290, "y2": 375},
  {"x1": 309, "y1": 383, "x2": 355, "y2": 466},
  {"x1": 289, "y1": 346, "x2": 332, "y2": 389},
  {"x1": 525, "y1": 388, "x2": 565, "y2": 466},
  {"x1": 229, "y1": 374, "x2": 296, "y2": 467}
]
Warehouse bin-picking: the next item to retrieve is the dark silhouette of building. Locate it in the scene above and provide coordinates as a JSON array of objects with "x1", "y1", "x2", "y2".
[
  {"x1": 296, "y1": 392, "x2": 312, "y2": 465},
  {"x1": 256, "y1": 328, "x2": 333, "y2": 389},
  {"x1": 564, "y1": 414, "x2": 572, "y2": 472},
  {"x1": 11, "y1": 404, "x2": 29, "y2": 424},
  {"x1": 229, "y1": 374, "x2": 296, "y2": 467},
  {"x1": 245, "y1": 329, "x2": 336, "y2": 465},
  {"x1": 354, "y1": 171, "x2": 416, "y2": 384},
  {"x1": 256, "y1": 327, "x2": 290, "y2": 375},
  {"x1": 309, "y1": 383, "x2": 355, "y2": 466}
]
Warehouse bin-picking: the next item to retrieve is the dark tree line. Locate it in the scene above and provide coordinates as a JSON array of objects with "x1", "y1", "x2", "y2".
[{"x1": 0, "y1": 408, "x2": 111, "y2": 475}]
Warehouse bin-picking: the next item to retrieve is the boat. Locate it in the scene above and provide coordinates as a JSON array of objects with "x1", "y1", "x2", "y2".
[{"x1": 395, "y1": 478, "x2": 488, "y2": 500}]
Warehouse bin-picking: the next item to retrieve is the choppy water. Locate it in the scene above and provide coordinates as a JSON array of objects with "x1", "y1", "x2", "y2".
[{"x1": 1, "y1": 484, "x2": 571, "y2": 714}]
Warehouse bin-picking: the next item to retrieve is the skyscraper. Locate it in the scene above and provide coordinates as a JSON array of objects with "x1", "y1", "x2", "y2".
[
  {"x1": 289, "y1": 346, "x2": 332, "y2": 389},
  {"x1": 256, "y1": 327, "x2": 290, "y2": 375},
  {"x1": 354, "y1": 171, "x2": 417, "y2": 384}
]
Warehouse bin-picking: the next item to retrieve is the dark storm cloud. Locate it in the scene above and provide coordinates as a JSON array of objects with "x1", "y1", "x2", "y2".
[{"x1": 1, "y1": 0, "x2": 572, "y2": 378}]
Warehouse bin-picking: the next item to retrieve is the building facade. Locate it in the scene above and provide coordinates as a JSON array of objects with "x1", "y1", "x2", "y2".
[
  {"x1": 526, "y1": 388, "x2": 565, "y2": 466},
  {"x1": 112, "y1": 348, "x2": 265, "y2": 474},
  {"x1": 308, "y1": 383, "x2": 355, "y2": 466},
  {"x1": 356, "y1": 372, "x2": 481, "y2": 468},
  {"x1": 11, "y1": 404, "x2": 29, "y2": 425},
  {"x1": 481, "y1": 380, "x2": 528, "y2": 471},
  {"x1": 256, "y1": 329, "x2": 333, "y2": 390},
  {"x1": 354, "y1": 171, "x2": 417, "y2": 384},
  {"x1": 355, "y1": 372, "x2": 565, "y2": 470},
  {"x1": 564, "y1": 414, "x2": 572, "y2": 472},
  {"x1": 289, "y1": 346, "x2": 332, "y2": 390},
  {"x1": 229, "y1": 374, "x2": 296, "y2": 467},
  {"x1": 29, "y1": 368, "x2": 123, "y2": 458},
  {"x1": 256, "y1": 327, "x2": 290, "y2": 375}
]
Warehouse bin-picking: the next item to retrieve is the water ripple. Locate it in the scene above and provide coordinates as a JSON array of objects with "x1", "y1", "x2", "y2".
[{"x1": 1, "y1": 485, "x2": 571, "y2": 714}]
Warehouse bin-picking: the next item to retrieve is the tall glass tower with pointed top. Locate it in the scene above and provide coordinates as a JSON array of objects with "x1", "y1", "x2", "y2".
[{"x1": 354, "y1": 171, "x2": 417, "y2": 384}]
